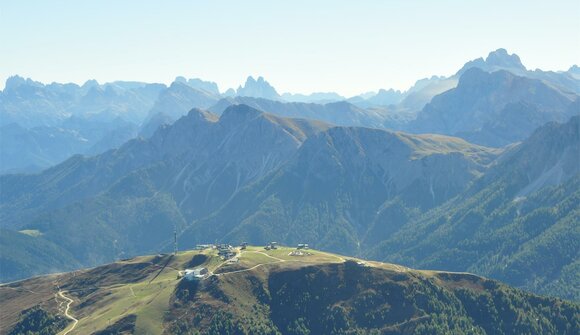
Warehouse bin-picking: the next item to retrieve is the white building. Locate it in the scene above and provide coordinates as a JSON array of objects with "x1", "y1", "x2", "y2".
[{"x1": 184, "y1": 267, "x2": 208, "y2": 281}]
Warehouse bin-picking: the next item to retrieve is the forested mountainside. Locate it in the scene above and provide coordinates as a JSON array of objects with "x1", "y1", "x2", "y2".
[{"x1": 1, "y1": 105, "x2": 578, "y2": 302}]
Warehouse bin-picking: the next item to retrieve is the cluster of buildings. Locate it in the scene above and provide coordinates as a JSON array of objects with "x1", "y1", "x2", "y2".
[
  {"x1": 217, "y1": 244, "x2": 236, "y2": 259},
  {"x1": 195, "y1": 242, "x2": 309, "y2": 252},
  {"x1": 194, "y1": 243, "x2": 236, "y2": 259},
  {"x1": 183, "y1": 241, "x2": 312, "y2": 281}
]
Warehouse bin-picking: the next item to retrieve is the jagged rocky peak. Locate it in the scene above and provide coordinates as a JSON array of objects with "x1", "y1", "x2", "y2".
[
  {"x1": 377, "y1": 88, "x2": 401, "y2": 95},
  {"x1": 82, "y1": 83, "x2": 117, "y2": 101},
  {"x1": 81, "y1": 79, "x2": 100, "y2": 91},
  {"x1": 367, "y1": 88, "x2": 405, "y2": 105},
  {"x1": 165, "y1": 80, "x2": 209, "y2": 96},
  {"x1": 168, "y1": 79, "x2": 191, "y2": 90},
  {"x1": 457, "y1": 48, "x2": 527, "y2": 75},
  {"x1": 174, "y1": 76, "x2": 187, "y2": 84},
  {"x1": 174, "y1": 76, "x2": 220, "y2": 94},
  {"x1": 485, "y1": 48, "x2": 526, "y2": 71},
  {"x1": 163, "y1": 80, "x2": 219, "y2": 100},
  {"x1": 4, "y1": 75, "x2": 44, "y2": 90},
  {"x1": 406, "y1": 75, "x2": 448, "y2": 93},
  {"x1": 568, "y1": 65, "x2": 580, "y2": 79},
  {"x1": 223, "y1": 87, "x2": 236, "y2": 97},
  {"x1": 236, "y1": 75, "x2": 280, "y2": 99},
  {"x1": 4, "y1": 75, "x2": 26, "y2": 90}
]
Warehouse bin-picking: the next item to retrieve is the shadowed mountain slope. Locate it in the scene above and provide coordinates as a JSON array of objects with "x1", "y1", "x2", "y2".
[
  {"x1": 367, "y1": 116, "x2": 580, "y2": 300},
  {"x1": 409, "y1": 68, "x2": 578, "y2": 146}
]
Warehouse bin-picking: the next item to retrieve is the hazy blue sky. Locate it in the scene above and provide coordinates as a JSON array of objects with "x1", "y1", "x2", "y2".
[{"x1": 1, "y1": 0, "x2": 578, "y2": 96}]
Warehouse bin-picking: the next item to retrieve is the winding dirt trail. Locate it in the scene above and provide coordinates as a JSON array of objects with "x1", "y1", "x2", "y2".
[
  {"x1": 213, "y1": 250, "x2": 347, "y2": 277},
  {"x1": 248, "y1": 250, "x2": 286, "y2": 262},
  {"x1": 214, "y1": 260, "x2": 284, "y2": 276},
  {"x1": 58, "y1": 291, "x2": 78, "y2": 335}
]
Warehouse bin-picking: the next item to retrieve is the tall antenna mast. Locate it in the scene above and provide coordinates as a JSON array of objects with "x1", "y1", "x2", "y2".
[{"x1": 173, "y1": 226, "x2": 178, "y2": 256}]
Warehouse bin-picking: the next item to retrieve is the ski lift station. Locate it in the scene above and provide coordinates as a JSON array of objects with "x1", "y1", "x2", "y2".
[{"x1": 184, "y1": 267, "x2": 208, "y2": 281}]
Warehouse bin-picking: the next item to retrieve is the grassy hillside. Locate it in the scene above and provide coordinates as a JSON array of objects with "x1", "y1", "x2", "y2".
[{"x1": 1, "y1": 246, "x2": 578, "y2": 335}]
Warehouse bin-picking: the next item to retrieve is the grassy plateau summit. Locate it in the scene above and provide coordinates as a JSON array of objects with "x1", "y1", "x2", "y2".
[{"x1": 1, "y1": 245, "x2": 578, "y2": 335}]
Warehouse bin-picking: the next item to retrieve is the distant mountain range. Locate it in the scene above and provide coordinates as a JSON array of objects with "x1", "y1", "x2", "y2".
[
  {"x1": 2, "y1": 49, "x2": 578, "y2": 173},
  {"x1": 0, "y1": 77, "x2": 164, "y2": 173},
  {"x1": 1, "y1": 49, "x2": 579, "y2": 305},
  {"x1": 282, "y1": 91, "x2": 346, "y2": 104},
  {"x1": 174, "y1": 76, "x2": 220, "y2": 95},
  {"x1": 408, "y1": 67, "x2": 578, "y2": 146},
  {"x1": 1, "y1": 101, "x2": 578, "y2": 302},
  {"x1": 208, "y1": 97, "x2": 393, "y2": 129},
  {"x1": 0, "y1": 116, "x2": 141, "y2": 174},
  {"x1": 0, "y1": 76, "x2": 165, "y2": 128}
]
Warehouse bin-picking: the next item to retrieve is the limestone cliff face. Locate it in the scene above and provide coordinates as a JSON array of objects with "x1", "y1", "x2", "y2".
[
  {"x1": 410, "y1": 68, "x2": 577, "y2": 146},
  {"x1": 210, "y1": 96, "x2": 388, "y2": 129},
  {"x1": 457, "y1": 48, "x2": 527, "y2": 76},
  {"x1": 184, "y1": 125, "x2": 499, "y2": 254},
  {"x1": 236, "y1": 76, "x2": 280, "y2": 100},
  {"x1": 476, "y1": 115, "x2": 580, "y2": 197},
  {"x1": 366, "y1": 116, "x2": 580, "y2": 301},
  {"x1": 0, "y1": 105, "x2": 330, "y2": 228},
  {"x1": 156, "y1": 105, "x2": 331, "y2": 219},
  {"x1": 144, "y1": 81, "x2": 220, "y2": 123}
]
